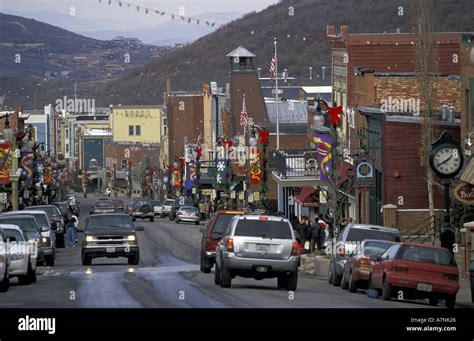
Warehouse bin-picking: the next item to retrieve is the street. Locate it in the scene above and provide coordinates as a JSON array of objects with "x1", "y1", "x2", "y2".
[{"x1": 0, "y1": 195, "x2": 441, "y2": 309}]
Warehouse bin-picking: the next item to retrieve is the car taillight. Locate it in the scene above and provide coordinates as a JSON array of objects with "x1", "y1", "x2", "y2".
[
  {"x1": 443, "y1": 273, "x2": 458, "y2": 281},
  {"x1": 291, "y1": 241, "x2": 300, "y2": 256},
  {"x1": 392, "y1": 265, "x2": 408, "y2": 273},
  {"x1": 225, "y1": 238, "x2": 234, "y2": 252},
  {"x1": 337, "y1": 245, "x2": 345, "y2": 256},
  {"x1": 357, "y1": 257, "x2": 373, "y2": 266}
]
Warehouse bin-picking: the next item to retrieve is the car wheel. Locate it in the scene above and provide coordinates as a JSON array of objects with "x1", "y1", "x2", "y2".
[
  {"x1": 132, "y1": 218, "x2": 136, "y2": 222},
  {"x1": 128, "y1": 251, "x2": 140, "y2": 265},
  {"x1": 328, "y1": 264, "x2": 334, "y2": 284},
  {"x1": 348, "y1": 272, "x2": 357, "y2": 293},
  {"x1": 195, "y1": 221, "x2": 200, "y2": 225},
  {"x1": 0, "y1": 267, "x2": 9, "y2": 292},
  {"x1": 175, "y1": 219, "x2": 180, "y2": 224},
  {"x1": 214, "y1": 262, "x2": 221, "y2": 285},
  {"x1": 332, "y1": 265, "x2": 342, "y2": 287},
  {"x1": 382, "y1": 278, "x2": 392, "y2": 301},
  {"x1": 277, "y1": 275, "x2": 288, "y2": 289},
  {"x1": 81, "y1": 253, "x2": 92, "y2": 266},
  {"x1": 429, "y1": 298, "x2": 439, "y2": 306},
  {"x1": 19, "y1": 259, "x2": 35, "y2": 285},
  {"x1": 160, "y1": 214, "x2": 165, "y2": 218},
  {"x1": 201, "y1": 256, "x2": 211, "y2": 273},
  {"x1": 445, "y1": 295, "x2": 456, "y2": 309},
  {"x1": 150, "y1": 217, "x2": 154, "y2": 222},
  {"x1": 56, "y1": 234, "x2": 65, "y2": 248},
  {"x1": 286, "y1": 272, "x2": 298, "y2": 291},
  {"x1": 45, "y1": 255, "x2": 55, "y2": 267},
  {"x1": 341, "y1": 272, "x2": 349, "y2": 290},
  {"x1": 220, "y1": 263, "x2": 232, "y2": 288}
]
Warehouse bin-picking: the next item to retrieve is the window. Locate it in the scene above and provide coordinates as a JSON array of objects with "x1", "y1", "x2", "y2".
[
  {"x1": 129, "y1": 125, "x2": 134, "y2": 136},
  {"x1": 121, "y1": 159, "x2": 128, "y2": 169},
  {"x1": 65, "y1": 129, "x2": 69, "y2": 139},
  {"x1": 135, "y1": 125, "x2": 141, "y2": 136},
  {"x1": 66, "y1": 144, "x2": 69, "y2": 153}
]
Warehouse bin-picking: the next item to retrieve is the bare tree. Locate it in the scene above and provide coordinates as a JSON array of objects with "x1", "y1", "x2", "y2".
[{"x1": 412, "y1": 0, "x2": 437, "y2": 230}]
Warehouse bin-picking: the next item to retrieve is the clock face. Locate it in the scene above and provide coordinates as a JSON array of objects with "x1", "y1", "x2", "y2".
[{"x1": 433, "y1": 146, "x2": 462, "y2": 175}]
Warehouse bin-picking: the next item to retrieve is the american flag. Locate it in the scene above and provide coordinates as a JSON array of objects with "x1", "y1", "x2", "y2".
[
  {"x1": 239, "y1": 96, "x2": 248, "y2": 127},
  {"x1": 270, "y1": 46, "x2": 277, "y2": 78}
]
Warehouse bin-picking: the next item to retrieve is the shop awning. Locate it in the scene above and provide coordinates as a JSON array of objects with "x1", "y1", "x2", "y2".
[
  {"x1": 460, "y1": 158, "x2": 474, "y2": 185},
  {"x1": 295, "y1": 187, "x2": 319, "y2": 207}
]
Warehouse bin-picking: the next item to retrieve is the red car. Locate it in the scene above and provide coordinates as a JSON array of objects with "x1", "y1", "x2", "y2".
[
  {"x1": 369, "y1": 243, "x2": 459, "y2": 308},
  {"x1": 200, "y1": 210, "x2": 247, "y2": 273}
]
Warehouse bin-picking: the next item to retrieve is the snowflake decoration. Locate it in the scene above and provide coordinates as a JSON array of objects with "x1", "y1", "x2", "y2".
[
  {"x1": 37, "y1": 164, "x2": 44, "y2": 174},
  {"x1": 217, "y1": 161, "x2": 226, "y2": 172},
  {"x1": 217, "y1": 174, "x2": 223, "y2": 184}
]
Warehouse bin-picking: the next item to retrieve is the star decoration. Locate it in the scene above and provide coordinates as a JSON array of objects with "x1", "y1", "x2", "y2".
[
  {"x1": 217, "y1": 161, "x2": 226, "y2": 172},
  {"x1": 328, "y1": 105, "x2": 343, "y2": 127}
]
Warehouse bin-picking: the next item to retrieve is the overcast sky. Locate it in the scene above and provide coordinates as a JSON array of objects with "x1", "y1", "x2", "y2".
[{"x1": 1, "y1": 0, "x2": 279, "y2": 30}]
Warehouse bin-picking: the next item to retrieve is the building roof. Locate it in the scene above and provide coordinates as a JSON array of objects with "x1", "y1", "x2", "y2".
[
  {"x1": 226, "y1": 46, "x2": 256, "y2": 58},
  {"x1": 301, "y1": 86, "x2": 332, "y2": 94},
  {"x1": 265, "y1": 100, "x2": 308, "y2": 124}
]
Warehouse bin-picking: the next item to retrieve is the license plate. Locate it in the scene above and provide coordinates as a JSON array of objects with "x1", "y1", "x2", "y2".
[
  {"x1": 106, "y1": 247, "x2": 116, "y2": 253},
  {"x1": 417, "y1": 283, "x2": 432, "y2": 292},
  {"x1": 256, "y1": 266, "x2": 268, "y2": 273},
  {"x1": 256, "y1": 244, "x2": 269, "y2": 252}
]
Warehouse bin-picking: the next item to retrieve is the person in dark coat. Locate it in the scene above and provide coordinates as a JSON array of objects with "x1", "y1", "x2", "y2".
[
  {"x1": 310, "y1": 219, "x2": 321, "y2": 253},
  {"x1": 296, "y1": 217, "x2": 307, "y2": 245}
]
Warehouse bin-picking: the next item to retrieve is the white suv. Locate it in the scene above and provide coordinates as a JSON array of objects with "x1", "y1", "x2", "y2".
[
  {"x1": 0, "y1": 227, "x2": 10, "y2": 292},
  {"x1": 215, "y1": 215, "x2": 300, "y2": 291}
]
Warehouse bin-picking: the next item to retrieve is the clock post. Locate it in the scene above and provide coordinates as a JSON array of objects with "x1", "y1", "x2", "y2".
[{"x1": 429, "y1": 132, "x2": 464, "y2": 254}]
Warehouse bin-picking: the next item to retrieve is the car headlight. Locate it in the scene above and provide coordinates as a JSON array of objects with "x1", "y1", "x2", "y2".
[
  {"x1": 86, "y1": 236, "x2": 94, "y2": 242},
  {"x1": 42, "y1": 237, "x2": 48, "y2": 243},
  {"x1": 127, "y1": 235, "x2": 136, "y2": 241}
]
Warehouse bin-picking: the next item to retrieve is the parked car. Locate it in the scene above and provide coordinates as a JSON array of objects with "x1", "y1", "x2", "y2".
[
  {"x1": 26, "y1": 205, "x2": 65, "y2": 248},
  {"x1": 0, "y1": 227, "x2": 10, "y2": 292},
  {"x1": 90, "y1": 200, "x2": 116, "y2": 215},
  {"x1": 153, "y1": 201, "x2": 163, "y2": 216},
  {"x1": 64, "y1": 195, "x2": 81, "y2": 216},
  {"x1": 2, "y1": 224, "x2": 37, "y2": 285},
  {"x1": 199, "y1": 210, "x2": 246, "y2": 273},
  {"x1": 369, "y1": 243, "x2": 459, "y2": 308},
  {"x1": 175, "y1": 206, "x2": 200, "y2": 225},
  {"x1": 341, "y1": 239, "x2": 396, "y2": 292},
  {"x1": 2, "y1": 210, "x2": 56, "y2": 266},
  {"x1": 215, "y1": 215, "x2": 300, "y2": 290},
  {"x1": 54, "y1": 201, "x2": 72, "y2": 217},
  {"x1": 129, "y1": 199, "x2": 154, "y2": 222},
  {"x1": 81, "y1": 214, "x2": 144, "y2": 265},
  {"x1": 112, "y1": 199, "x2": 125, "y2": 212},
  {"x1": 169, "y1": 198, "x2": 194, "y2": 221},
  {"x1": 328, "y1": 224, "x2": 401, "y2": 287},
  {"x1": 160, "y1": 199, "x2": 175, "y2": 218},
  {"x1": 0, "y1": 215, "x2": 44, "y2": 265}
]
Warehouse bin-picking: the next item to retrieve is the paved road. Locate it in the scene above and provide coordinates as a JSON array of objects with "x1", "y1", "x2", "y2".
[{"x1": 0, "y1": 194, "x2": 449, "y2": 308}]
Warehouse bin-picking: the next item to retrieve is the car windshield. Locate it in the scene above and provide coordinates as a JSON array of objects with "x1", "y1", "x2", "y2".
[
  {"x1": 363, "y1": 241, "x2": 395, "y2": 256},
  {"x1": 164, "y1": 200, "x2": 175, "y2": 206},
  {"x1": 86, "y1": 216, "x2": 133, "y2": 230},
  {"x1": 398, "y1": 245, "x2": 456, "y2": 266},
  {"x1": 234, "y1": 219, "x2": 292, "y2": 239},
  {"x1": 29, "y1": 214, "x2": 48, "y2": 228},
  {"x1": 56, "y1": 204, "x2": 69, "y2": 215},
  {"x1": 135, "y1": 200, "x2": 151, "y2": 206},
  {"x1": 4, "y1": 229, "x2": 24, "y2": 242},
  {"x1": 213, "y1": 214, "x2": 241, "y2": 234},
  {"x1": 28, "y1": 206, "x2": 61, "y2": 218},
  {"x1": 95, "y1": 201, "x2": 114, "y2": 207},
  {"x1": 347, "y1": 228, "x2": 400, "y2": 242},
  {"x1": 0, "y1": 217, "x2": 38, "y2": 232}
]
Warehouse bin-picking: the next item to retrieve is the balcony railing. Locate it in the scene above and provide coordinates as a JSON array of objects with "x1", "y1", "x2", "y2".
[{"x1": 274, "y1": 149, "x2": 318, "y2": 179}]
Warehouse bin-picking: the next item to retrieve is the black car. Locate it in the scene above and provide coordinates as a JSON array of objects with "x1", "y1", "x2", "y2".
[
  {"x1": 81, "y1": 214, "x2": 144, "y2": 265},
  {"x1": 129, "y1": 199, "x2": 154, "y2": 222}
]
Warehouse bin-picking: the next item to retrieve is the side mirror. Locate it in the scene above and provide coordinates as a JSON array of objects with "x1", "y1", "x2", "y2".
[
  {"x1": 135, "y1": 226, "x2": 144, "y2": 231},
  {"x1": 370, "y1": 255, "x2": 380, "y2": 263},
  {"x1": 41, "y1": 225, "x2": 49, "y2": 232},
  {"x1": 211, "y1": 232, "x2": 222, "y2": 240}
]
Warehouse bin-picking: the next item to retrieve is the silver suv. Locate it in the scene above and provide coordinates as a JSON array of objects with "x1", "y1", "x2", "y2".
[{"x1": 214, "y1": 215, "x2": 300, "y2": 291}]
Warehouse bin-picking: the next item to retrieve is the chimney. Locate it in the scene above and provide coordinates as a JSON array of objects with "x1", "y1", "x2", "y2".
[
  {"x1": 441, "y1": 105, "x2": 448, "y2": 121},
  {"x1": 327, "y1": 25, "x2": 335, "y2": 38},
  {"x1": 341, "y1": 25, "x2": 349, "y2": 43},
  {"x1": 447, "y1": 106, "x2": 455, "y2": 122},
  {"x1": 396, "y1": 28, "x2": 400, "y2": 34}
]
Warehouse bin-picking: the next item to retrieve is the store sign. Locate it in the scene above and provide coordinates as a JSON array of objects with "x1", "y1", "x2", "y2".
[
  {"x1": 453, "y1": 182, "x2": 474, "y2": 205},
  {"x1": 355, "y1": 159, "x2": 374, "y2": 188}
]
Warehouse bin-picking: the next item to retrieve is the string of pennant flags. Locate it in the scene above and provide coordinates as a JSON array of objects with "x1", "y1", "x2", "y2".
[
  {"x1": 98, "y1": 0, "x2": 220, "y2": 28},
  {"x1": 98, "y1": 0, "x2": 328, "y2": 44}
]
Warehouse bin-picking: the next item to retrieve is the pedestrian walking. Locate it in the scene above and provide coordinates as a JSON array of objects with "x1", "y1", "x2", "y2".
[
  {"x1": 310, "y1": 219, "x2": 321, "y2": 253},
  {"x1": 317, "y1": 214, "x2": 329, "y2": 252},
  {"x1": 304, "y1": 218, "x2": 312, "y2": 254},
  {"x1": 65, "y1": 211, "x2": 78, "y2": 248},
  {"x1": 296, "y1": 217, "x2": 307, "y2": 247}
]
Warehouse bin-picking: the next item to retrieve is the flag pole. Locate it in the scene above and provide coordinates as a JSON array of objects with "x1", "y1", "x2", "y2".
[{"x1": 274, "y1": 38, "x2": 279, "y2": 150}]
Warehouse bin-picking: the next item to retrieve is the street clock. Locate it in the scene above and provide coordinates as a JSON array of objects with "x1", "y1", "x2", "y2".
[{"x1": 429, "y1": 131, "x2": 463, "y2": 179}]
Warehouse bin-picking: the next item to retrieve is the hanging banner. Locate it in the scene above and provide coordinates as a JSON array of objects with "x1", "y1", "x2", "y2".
[
  {"x1": 173, "y1": 168, "x2": 182, "y2": 189},
  {"x1": 313, "y1": 132, "x2": 332, "y2": 181},
  {"x1": 185, "y1": 161, "x2": 196, "y2": 190},
  {"x1": 44, "y1": 163, "x2": 53, "y2": 185},
  {"x1": 0, "y1": 144, "x2": 11, "y2": 185},
  {"x1": 249, "y1": 152, "x2": 262, "y2": 185},
  {"x1": 20, "y1": 152, "x2": 34, "y2": 182},
  {"x1": 216, "y1": 159, "x2": 227, "y2": 185}
]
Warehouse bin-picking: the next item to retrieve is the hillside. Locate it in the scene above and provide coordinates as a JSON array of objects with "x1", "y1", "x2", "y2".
[{"x1": 93, "y1": 0, "x2": 474, "y2": 105}]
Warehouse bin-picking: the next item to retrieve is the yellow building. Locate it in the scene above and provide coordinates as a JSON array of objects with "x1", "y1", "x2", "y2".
[{"x1": 110, "y1": 105, "x2": 163, "y2": 144}]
